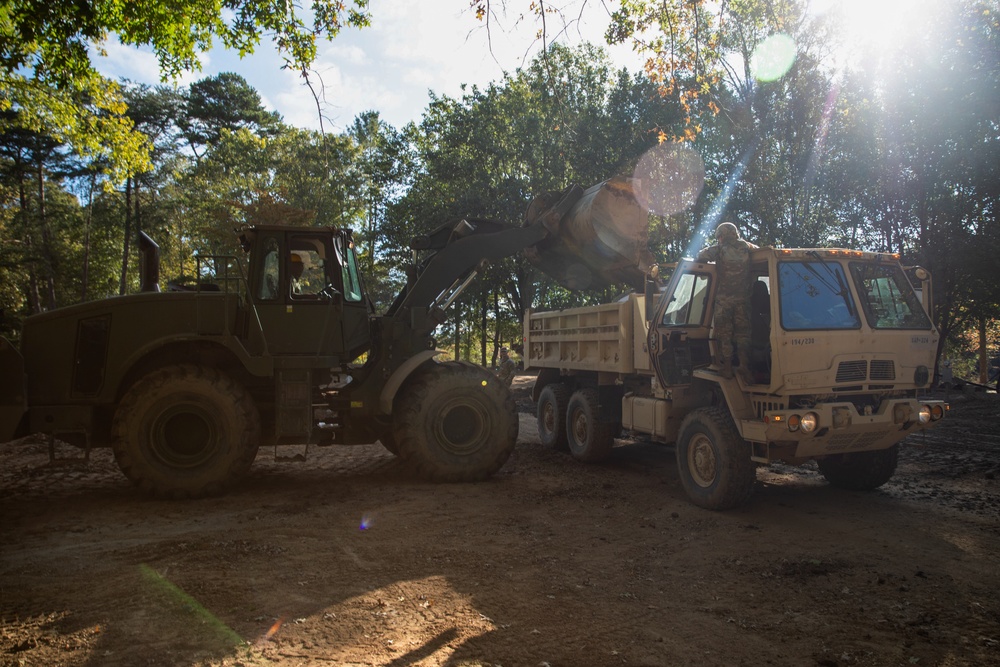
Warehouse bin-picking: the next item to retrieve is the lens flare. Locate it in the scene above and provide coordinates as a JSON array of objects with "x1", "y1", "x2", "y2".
[
  {"x1": 263, "y1": 617, "x2": 285, "y2": 642},
  {"x1": 359, "y1": 513, "x2": 374, "y2": 530},
  {"x1": 751, "y1": 33, "x2": 797, "y2": 82},
  {"x1": 632, "y1": 143, "x2": 705, "y2": 217}
]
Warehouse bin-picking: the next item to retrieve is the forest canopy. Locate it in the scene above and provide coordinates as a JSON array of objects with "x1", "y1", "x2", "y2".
[{"x1": 1, "y1": 0, "x2": 997, "y2": 380}]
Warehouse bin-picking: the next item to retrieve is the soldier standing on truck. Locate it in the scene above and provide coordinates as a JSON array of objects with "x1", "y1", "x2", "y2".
[{"x1": 696, "y1": 222, "x2": 758, "y2": 382}]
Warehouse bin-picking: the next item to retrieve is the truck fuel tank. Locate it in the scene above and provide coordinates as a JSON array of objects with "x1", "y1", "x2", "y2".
[{"x1": 523, "y1": 176, "x2": 653, "y2": 291}]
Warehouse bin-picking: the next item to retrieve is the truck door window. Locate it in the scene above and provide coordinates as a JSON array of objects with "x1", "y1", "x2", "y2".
[
  {"x1": 778, "y1": 261, "x2": 861, "y2": 330},
  {"x1": 257, "y1": 237, "x2": 280, "y2": 301},
  {"x1": 850, "y1": 262, "x2": 932, "y2": 329},
  {"x1": 333, "y1": 237, "x2": 364, "y2": 302},
  {"x1": 662, "y1": 272, "x2": 710, "y2": 326}
]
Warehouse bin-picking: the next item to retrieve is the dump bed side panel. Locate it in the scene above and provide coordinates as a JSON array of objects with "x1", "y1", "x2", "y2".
[{"x1": 525, "y1": 295, "x2": 646, "y2": 374}]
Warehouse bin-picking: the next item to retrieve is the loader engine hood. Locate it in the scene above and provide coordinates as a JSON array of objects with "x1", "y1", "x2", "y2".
[{"x1": 524, "y1": 177, "x2": 653, "y2": 291}]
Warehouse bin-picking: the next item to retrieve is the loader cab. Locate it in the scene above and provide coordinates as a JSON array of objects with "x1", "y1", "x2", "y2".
[{"x1": 244, "y1": 226, "x2": 371, "y2": 359}]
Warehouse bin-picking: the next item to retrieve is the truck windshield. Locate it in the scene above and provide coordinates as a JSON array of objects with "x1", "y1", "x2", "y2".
[
  {"x1": 778, "y1": 261, "x2": 861, "y2": 330},
  {"x1": 850, "y1": 262, "x2": 932, "y2": 329}
]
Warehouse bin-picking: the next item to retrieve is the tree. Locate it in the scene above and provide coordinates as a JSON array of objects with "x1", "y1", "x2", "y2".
[
  {"x1": 181, "y1": 73, "x2": 283, "y2": 163},
  {"x1": 1, "y1": 0, "x2": 370, "y2": 183}
]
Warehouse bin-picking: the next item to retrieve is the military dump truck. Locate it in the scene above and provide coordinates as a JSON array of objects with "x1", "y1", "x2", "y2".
[
  {"x1": 1, "y1": 178, "x2": 637, "y2": 498},
  {"x1": 525, "y1": 232, "x2": 948, "y2": 509}
]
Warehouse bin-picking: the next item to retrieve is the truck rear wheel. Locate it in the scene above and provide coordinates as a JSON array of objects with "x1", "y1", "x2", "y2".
[
  {"x1": 537, "y1": 383, "x2": 570, "y2": 451},
  {"x1": 817, "y1": 445, "x2": 898, "y2": 491},
  {"x1": 393, "y1": 362, "x2": 517, "y2": 482},
  {"x1": 565, "y1": 388, "x2": 615, "y2": 462},
  {"x1": 676, "y1": 407, "x2": 755, "y2": 510},
  {"x1": 111, "y1": 364, "x2": 260, "y2": 499}
]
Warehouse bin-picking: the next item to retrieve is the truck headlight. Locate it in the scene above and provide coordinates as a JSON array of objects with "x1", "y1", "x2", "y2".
[
  {"x1": 930, "y1": 404, "x2": 945, "y2": 421},
  {"x1": 800, "y1": 412, "x2": 819, "y2": 433},
  {"x1": 788, "y1": 414, "x2": 801, "y2": 432},
  {"x1": 917, "y1": 405, "x2": 932, "y2": 424}
]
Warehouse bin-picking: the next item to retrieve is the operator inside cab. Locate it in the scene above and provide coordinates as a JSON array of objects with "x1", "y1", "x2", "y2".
[{"x1": 288, "y1": 251, "x2": 326, "y2": 298}]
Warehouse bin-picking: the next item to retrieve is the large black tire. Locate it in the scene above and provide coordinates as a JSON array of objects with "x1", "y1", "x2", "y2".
[
  {"x1": 565, "y1": 388, "x2": 615, "y2": 463},
  {"x1": 393, "y1": 362, "x2": 518, "y2": 482},
  {"x1": 378, "y1": 432, "x2": 399, "y2": 455},
  {"x1": 817, "y1": 445, "x2": 899, "y2": 491},
  {"x1": 537, "y1": 383, "x2": 570, "y2": 451},
  {"x1": 675, "y1": 407, "x2": 755, "y2": 510},
  {"x1": 111, "y1": 364, "x2": 260, "y2": 499}
]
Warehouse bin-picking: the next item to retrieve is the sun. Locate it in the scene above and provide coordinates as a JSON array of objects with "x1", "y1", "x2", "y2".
[{"x1": 810, "y1": 0, "x2": 938, "y2": 65}]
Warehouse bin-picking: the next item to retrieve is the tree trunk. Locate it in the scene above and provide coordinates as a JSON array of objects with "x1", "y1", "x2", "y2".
[
  {"x1": 978, "y1": 316, "x2": 989, "y2": 385},
  {"x1": 119, "y1": 177, "x2": 133, "y2": 295},
  {"x1": 36, "y1": 159, "x2": 56, "y2": 310},
  {"x1": 492, "y1": 290, "x2": 501, "y2": 368},
  {"x1": 453, "y1": 302, "x2": 461, "y2": 361},
  {"x1": 17, "y1": 173, "x2": 41, "y2": 314},
  {"x1": 81, "y1": 172, "x2": 96, "y2": 301},
  {"x1": 480, "y1": 291, "x2": 488, "y2": 367}
]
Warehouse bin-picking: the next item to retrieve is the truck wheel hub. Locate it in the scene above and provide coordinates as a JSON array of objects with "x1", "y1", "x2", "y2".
[{"x1": 688, "y1": 434, "x2": 718, "y2": 488}]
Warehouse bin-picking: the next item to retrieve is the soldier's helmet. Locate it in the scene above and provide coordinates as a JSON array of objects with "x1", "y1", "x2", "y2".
[{"x1": 716, "y1": 222, "x2": 739, "y2": 242}]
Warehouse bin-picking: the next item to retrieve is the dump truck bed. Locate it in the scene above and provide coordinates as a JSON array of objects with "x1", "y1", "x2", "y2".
[{"x1": 524, "y1": 294, "x2": 652, "y2": 375}]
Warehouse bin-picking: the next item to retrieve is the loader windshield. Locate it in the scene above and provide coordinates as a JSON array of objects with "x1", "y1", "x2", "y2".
[{"x1": 850, "y1": 262, "x2": 932, "y2": 329}]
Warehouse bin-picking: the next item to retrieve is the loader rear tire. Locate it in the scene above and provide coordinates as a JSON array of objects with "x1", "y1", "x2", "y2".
[
  {"x1": 112, "y1": 364, "x2": 260, "y2": 499},
  {"x1": 676, "y1": 407, "x2": 755, "y2": 510},
  {"x1": 817, "y1": 445, "x2": 898, "y2": 491},
  {"x1": 537, "y1": 383, "x2": 570, "y2": 451},
  {"x1": 393, "y1": 362, "x2": 517, "y2": 482}
]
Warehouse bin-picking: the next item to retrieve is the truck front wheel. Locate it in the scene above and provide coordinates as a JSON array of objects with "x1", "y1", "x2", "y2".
[
  {"x1": 537, "y1": 384, "x2": 570, "y2": 451},
  {"x1": 394, "y1": 362, "x2": 517, "y2": 482},
  {"x1": 565, "y1": 388, "x2": 615, "y2": 462},
  {"x1": 112, "y1": 365, "x2": 260, "y2": 498},
  {"x1": 676, "y1": 407, "x2": 755, "y2": 510},
  {"x1": 817, "y1": 445, "x2": 898, "y2": 491}
]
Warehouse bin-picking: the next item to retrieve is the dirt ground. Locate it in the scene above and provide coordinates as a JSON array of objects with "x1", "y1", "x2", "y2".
[{"x1": 2, "y1": 375, "x2": 998, "y2": 667}]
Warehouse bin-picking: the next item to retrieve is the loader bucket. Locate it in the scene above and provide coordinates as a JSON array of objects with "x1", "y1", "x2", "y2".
[{"x1": 523, "y1": 177, "x2": 653, "y2": 291}]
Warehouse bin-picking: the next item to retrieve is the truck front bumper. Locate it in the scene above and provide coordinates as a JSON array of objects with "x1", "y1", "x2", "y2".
[{"x1": 742, "y1": 398, "x2": 947, "y2": 459}]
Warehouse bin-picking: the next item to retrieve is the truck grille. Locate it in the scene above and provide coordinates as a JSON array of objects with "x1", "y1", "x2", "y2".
[
  {"x1": 835, "y1": 360, "x2": 896, "y2": 383},
  {"x1": 870, "y1": 360, "x2": 896, "y2": 380},
  {"x1": 836, "y1": 361, "x2": 867, "y2": 383}
]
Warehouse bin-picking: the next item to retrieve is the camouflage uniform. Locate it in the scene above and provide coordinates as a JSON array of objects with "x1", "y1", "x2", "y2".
[
  {"x1": 696, "y1": 222, "x2": 758, "y2": 380},
  {"x1": 496, "y1": 349, "x2": 516, "y2": 387}
]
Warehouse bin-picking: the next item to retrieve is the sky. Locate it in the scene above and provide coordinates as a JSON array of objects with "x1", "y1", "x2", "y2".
[{"x1": 93, "y1": 0, "x2": 642, "y2": 133}]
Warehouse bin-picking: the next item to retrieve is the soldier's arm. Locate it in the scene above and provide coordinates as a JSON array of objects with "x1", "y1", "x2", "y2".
[{"x1": 696, "y1": 245, "x2": 720, "y2": 262}]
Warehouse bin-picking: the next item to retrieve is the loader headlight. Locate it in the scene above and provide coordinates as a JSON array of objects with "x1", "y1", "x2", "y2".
[
  {"x1": 917, "y1": 405, "x2": 932, "y2": 424},
  {"x1": 800, "y1": 412, "x2": 819, "y2": 433}
]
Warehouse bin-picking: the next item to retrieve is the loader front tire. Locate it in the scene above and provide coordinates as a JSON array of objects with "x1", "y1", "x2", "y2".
[
  {"x1": 112, "y1": 364, "x2": 260, "y2": 499},
  {"x1": 676, "y1": 407, "x2": 755, "y2": 510},
  {"x1": 394, "y1": 362, "x2": 517, "y2": 482}
]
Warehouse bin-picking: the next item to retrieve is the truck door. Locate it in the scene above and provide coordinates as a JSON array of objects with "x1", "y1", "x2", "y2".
[
  {"x1": 647, "y1": 260, "x2": 716, "y2": 386},
  {"x1": 253, "y1": 231, "x2": 358, "y2": 357}
]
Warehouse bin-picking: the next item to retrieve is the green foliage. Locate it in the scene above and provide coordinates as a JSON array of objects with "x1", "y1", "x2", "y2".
[{"x1": 1, "y1": 0, "x2": 996, "y2": 366}]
